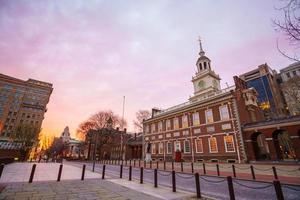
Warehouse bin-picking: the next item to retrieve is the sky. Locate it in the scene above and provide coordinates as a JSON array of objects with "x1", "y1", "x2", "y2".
[{"x1": 0, "y1": 0, "x2": 296, "y2": 138}]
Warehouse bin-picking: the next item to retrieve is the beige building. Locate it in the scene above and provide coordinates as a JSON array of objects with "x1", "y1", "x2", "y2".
[{"x1": 0, "y1": 73, "x2": 53, "y2": 140}]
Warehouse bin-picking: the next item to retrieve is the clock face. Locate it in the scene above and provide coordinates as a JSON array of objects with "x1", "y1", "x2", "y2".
[{"x1": 198, "y1": 80, "x2": 205, "y2": 89}]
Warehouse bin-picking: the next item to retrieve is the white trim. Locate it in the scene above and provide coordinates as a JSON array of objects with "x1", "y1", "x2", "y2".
[
  {"x1": 158, "y1": 142, "x2": 164, "y2": 154},
  {"x1": 205, "y1": 109, "x2": 214, "y2": 124},
  {"x1": 184, "y1": 140, "x2": 191, "y2": 153},
  {"x1": 166, "y1": 142, "x2": 172, "y2": 154},
  {"x1": 219, "y1": 105, "x2": 230, "y2": 121},
  {"x1": 224, "y1": 135, "x2": 235, "y2": 153},
  {"x1": 265, "y1": 138, "x2": 273, "y2": 141},
  {"x1": 192, "y1": 112, "x2": 200, "y2": 126},
  {"x1": 195, "y1": 138, "x2": 203, "y2": 153},
  {"x1": 174, "y1": 141, "x2": 181, "y2": 152},
  {"x1": 291, "y1": 136, "x2": 299, "y2": 139},
  {"x1": 208, "y1": 137, "x2": 218, "y2": 153}
]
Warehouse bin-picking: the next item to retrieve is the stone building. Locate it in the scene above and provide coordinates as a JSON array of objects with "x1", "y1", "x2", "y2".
[
  {"x1": 279, "y1": 61, "x2": 300, "y2": 115},
  {"x1": 143, "y1": 41, "x2": 262, "y2": 163},
  {"x1": 60, "y1": 126, "x2": 84, "y2": 158},
  {"x1": 0, "y1": 73, "x2": 53, "y2": 139}
]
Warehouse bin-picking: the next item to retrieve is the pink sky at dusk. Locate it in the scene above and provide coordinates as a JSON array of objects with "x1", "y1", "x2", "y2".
[{"x1": 0, "y1": 0, "x2": 296, "y2": 138}]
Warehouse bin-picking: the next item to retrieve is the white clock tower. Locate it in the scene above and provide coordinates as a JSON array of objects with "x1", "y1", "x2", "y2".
[{"x1": 190, "y1": 38, "x2": 221, "y2": 101}]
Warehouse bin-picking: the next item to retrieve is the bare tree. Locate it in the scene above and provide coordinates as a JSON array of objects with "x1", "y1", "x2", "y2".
[
  {"x1": 76, "y1": 110, "x2": 127, "y2": 140},
  {"x1": 281, "y1": 76, "x2": 300, "y2": 114},
  {"x1": 273, "y1": 0, "x2": 300, "y2": 61},
  {"x1": 133, "y1": 110, "x2": 151, "y2": 132}
]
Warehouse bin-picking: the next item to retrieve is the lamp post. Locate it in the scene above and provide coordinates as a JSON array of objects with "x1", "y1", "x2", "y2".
[{"x1": 92, "y1": 130, "x2": 99, "y2": 172}]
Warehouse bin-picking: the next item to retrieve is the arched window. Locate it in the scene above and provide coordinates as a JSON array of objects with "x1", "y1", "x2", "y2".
[
  {"x1": 204, "y1": 62, "x2": 207, "y2": 69},
  {"x1": 199, "y1": 63, "x2": 202, "y2": 70}
]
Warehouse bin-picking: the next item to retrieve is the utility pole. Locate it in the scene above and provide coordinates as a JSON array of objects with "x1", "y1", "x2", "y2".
[{"x1": 121, "y1": 96, "x2": 125, "y2": 160}]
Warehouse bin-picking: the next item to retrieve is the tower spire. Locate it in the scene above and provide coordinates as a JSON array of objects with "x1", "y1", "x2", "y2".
[{"x1": 198, "y1": 36, "x2": 205, "y2": 56}]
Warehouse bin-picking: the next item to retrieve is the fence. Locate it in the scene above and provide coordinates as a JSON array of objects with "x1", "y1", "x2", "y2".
[{"x1": 1, "y1": 160, "x2": 299, "y2": 200}]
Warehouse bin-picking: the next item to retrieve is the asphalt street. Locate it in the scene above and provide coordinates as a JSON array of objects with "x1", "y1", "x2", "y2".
[{"x1": 66, "y1": 161, "x2": 300, "y2": 200}]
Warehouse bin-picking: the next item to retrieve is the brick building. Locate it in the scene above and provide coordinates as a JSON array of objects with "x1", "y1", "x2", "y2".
[
  {"x1": 0, "y1": 73, "x2": 53, "y2": 139},
  {"x1": 143, "y1": 40, "x2": 262, "y2": 163},
  {"x1": 243, "y1": 116, "x2": 300, "y2": 162},
  {"x1": 86, "y1": 127, "x2": 143, "y2": 160}
]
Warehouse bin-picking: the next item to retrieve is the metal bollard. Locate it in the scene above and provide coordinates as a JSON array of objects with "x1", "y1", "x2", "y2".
[
  {"x1": 29, "y1": 164, "x2": 36, "y2": 183},
  {"x1": 164, "y1": 161, "x2": 166, "y2": 171},
  {"x1": 120, "y1": 165, "x2": 123, "y2": 178},
  {"x1": 140, "y1": 167, "x2": 144, "y2": 184},
  {"x1": 172, "y1": 170, "x2": 176, "y2": 192},
  {"x1": 250, "y1": 165, "x2": 256, "y2": 180},
  {"x1": 57, "y1": 164, "x2": 63, "y2": 182},
  {"x1": 227, "y1": 176, "x2": 235, "y2": 200},
  {"x1": 0, "y1": 164, "x2": 4, "y2": 178},
  {"x1": 273, "y1": 180, "x2": 284, "y2": 200},
  {"x1": 191, "y1": 162, "x2": 194, "y2": 174},
  {"x1": 157, "y1": 161, "x2": 159, "y2": 169},
  {"x1": 232, "y1": 165, "x2": 236, "y2": 178},
  {"x1": 154, "y1": 169, "x2": 158, "y2": 188},
  {"x1": 102, "y1": 165, "x2": 106, "y2": 179},
  {"x1": 181, "y1": 162, "x2": 183, "y2": 172},
  {"x1": 272, "y1": 166, "x2": 278, "y2": 180},
  {"x1": 195, "y1": 173, "x2": 201, "y2": 198},
  {"x1": 129, "y1": 166, "x2": 132, "y2": 181},
  {"x1": 92, "y1": 161, "x2": 96, "y2": 172},
  {"x1": 203, "y1": 163, "x2": 206, "y2": 174},
  {"x1": 216, "y1": 164, "x2": 220, "y2": 176},
  {"x1": 172, "y1": 161, "x2": 174, "y2": 171},
  {"x1": 81, "y1": 164, "x2": 86, "y2": 181}
]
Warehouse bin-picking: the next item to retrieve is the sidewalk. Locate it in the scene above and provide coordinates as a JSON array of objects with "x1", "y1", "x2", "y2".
[{"x1": 0, "y1": 163, "x2": 206, "y2": 200}]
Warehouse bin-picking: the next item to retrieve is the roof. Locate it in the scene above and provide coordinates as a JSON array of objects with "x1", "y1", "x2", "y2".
[
  {"x1": 0, "y1": 141, "x2": 22, "y2": 150},
  {"x1": 243, "y1": 115, "x2": 300, "y2": 129},
  {"x1": 126, "y1": 134, "x2": 143, "y2": 145}
]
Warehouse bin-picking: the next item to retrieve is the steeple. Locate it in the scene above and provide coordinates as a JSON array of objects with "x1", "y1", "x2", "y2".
[
  {"x1": 190, "y1": 38, "x2": 221, "y2": 101},
  {"x1": 198, "y1": 37, "x2": 205, "y2": 56},
  {"x1": 196, "y1": 38, "x2": 211, "y2": 73}
]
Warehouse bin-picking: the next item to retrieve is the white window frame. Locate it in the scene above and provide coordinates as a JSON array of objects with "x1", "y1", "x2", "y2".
[
  {"x1": 224, "y1": 135, "x2": 235, "y2": 152},
  {"x1": 208, "y1": 137, "x2": 218, "y2": 153},
  {"x1": 158, "y1": 121, "x2": 163, "y2": 132},
  {"x1": 167, "y1": 142, "x2": 172, "y2": 154},
  {"x1": 205, "y1": 109, "x2": 214, "y2": 123},
  {"x1": 174, "y1": 117, "x2": 179, "y2": 129},
  {"x1": 166, "y1": 119, "x2": 171, "y2": 130},
  {"x1": 158, "y1": 142, "x2": 164, "y2": 154},
  {"x1": 184, "y1": 140, "x2": 191, "y2": 153},
  {"x1": 182, "y1": 115, "x2": 188, "y2": 128},
  {"x1": 219, "y1": 105, "x2": 230, "y2": 121},
  {"x1": 145, "y1": 125, "x2": 150, "y2": 133},
  {"x1": 192, "y1": 112, "x2": 200, "y2": 126},
  {"x1": 151, "y1": 123, "x2": 156, "y2": 133},
  {"x1": 195, "y1": 138, "x2": 203, "y2": 153},
  {"x1": 152, "y1": 143, "x2": 156, "y2": 154},
  {"x1": 174, "y1": 141, "x2": 181, "y2": 152}
]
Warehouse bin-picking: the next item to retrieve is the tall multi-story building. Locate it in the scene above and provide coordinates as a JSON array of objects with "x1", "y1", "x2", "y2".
[
  {"x1": 239, "y1": 64, "x2": 286, "y2": 118},
  {"x1": 0, "y1": 73, "x2": 53, "y2": 140},
  {"x1": 279, "y1": 61, "x2": 300, "y2": 115},
  {"x1": 143, "y1": 41, "x2": 262, "y2": 163}
]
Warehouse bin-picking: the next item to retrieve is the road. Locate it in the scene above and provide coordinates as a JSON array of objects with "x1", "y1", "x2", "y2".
[{"x1": 66, "y1": 161, "x2": 300, "y2": 200}]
